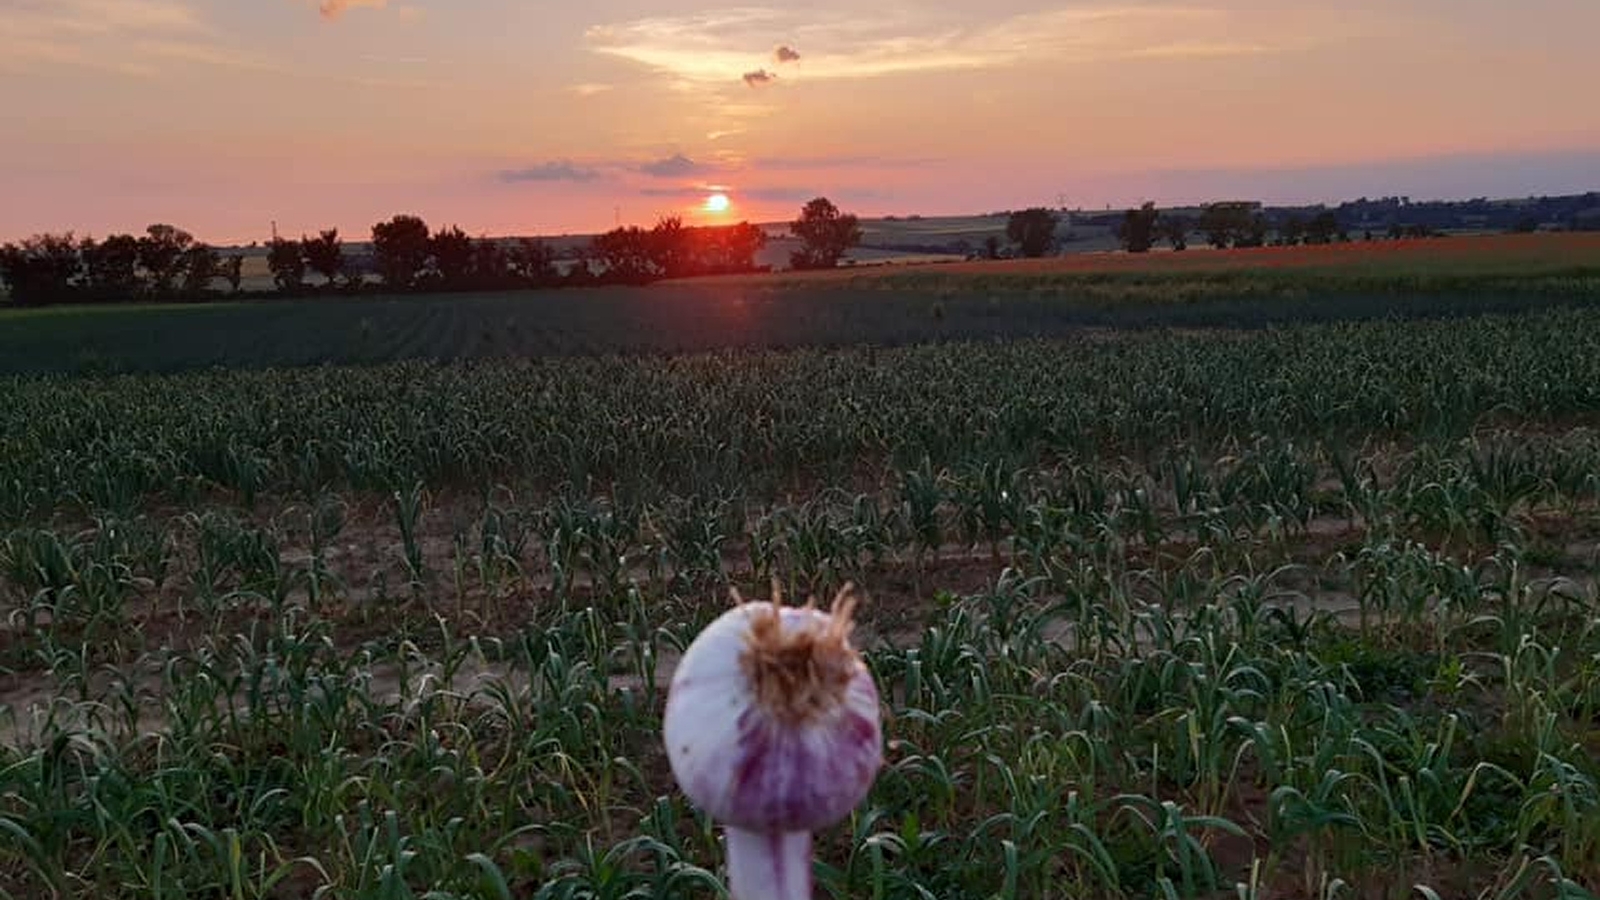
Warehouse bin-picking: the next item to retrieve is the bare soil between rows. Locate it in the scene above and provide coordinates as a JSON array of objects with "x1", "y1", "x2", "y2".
[{"x1": 8, "y1": 484, "x2": 1600, "y2": 750}]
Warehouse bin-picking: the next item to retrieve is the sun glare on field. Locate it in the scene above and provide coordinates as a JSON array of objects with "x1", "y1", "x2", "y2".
[{"x1": 703, "y1": 193, "x2": 731, "y2": 214}]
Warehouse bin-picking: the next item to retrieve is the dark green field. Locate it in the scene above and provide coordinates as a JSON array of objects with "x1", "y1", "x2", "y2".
[
  {"x1": 3, "y1": 274, "x2": 1600, "y2": 376},
  {"x1": 4, "y1": 234, "x2": 1599, "y2": 376}
]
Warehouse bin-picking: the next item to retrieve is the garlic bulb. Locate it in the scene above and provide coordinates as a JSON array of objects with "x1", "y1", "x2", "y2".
[{"x1": 663, "y1": 588, "x2": 883, "y2": 900}]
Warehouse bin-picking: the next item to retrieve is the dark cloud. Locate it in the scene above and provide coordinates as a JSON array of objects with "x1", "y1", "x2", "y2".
[
  {"x1": 639, "y1": 154, "x2": 708, "y2": 178},
  {"x1": 774, "y1": 45, "x2": 801, "y2": 63},
  {"x1": 499, "y1": 161, "x2": 601, "y2": 183},
  {"x1": 742, "y1": 69, "x2": 777, "y2": 87}
]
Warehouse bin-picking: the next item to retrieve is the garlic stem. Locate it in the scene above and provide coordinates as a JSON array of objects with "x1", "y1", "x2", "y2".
[{"x1": 725, "y1": 827, "x2": 812, "y2": 900}]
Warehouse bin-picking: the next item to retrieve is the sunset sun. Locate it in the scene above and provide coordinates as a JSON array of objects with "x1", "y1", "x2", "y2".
[{"x1": 703, "y1": 193, "x2": 731, "y2": 214}]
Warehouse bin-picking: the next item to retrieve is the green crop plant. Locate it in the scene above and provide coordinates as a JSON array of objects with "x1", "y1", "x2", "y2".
[{"x1": 6, "y1": 304, "x2": 1600, "y2": 896}]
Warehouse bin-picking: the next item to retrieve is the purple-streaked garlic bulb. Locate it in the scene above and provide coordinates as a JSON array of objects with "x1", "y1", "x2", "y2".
[{"x1": 663, "y1": 587, "x2": 883, "y2": 900}]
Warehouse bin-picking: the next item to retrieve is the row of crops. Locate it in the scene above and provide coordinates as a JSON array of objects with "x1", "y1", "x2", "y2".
[
  {"x1": 4, "y1": 428, "x2": 1600, "y2": 652},
  {"x1": 5, "y1": 308, "x2": 1600, "y2": 516},
  {"x1": 5, "y1": 275, "x2": 1599, "y2": 378},
  {"x1": 4, "y1": 307, "x2": 1600, "y2": 897}
]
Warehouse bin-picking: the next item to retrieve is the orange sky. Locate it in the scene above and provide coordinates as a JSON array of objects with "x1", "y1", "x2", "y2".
[{"x1": 1, "y1": 0, "x2": 1597, "y2": 243}]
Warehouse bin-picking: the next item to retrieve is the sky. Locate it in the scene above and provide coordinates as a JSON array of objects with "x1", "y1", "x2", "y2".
[{"x1": 1, "y1": 0, "x2": 1597, "y2": 243}]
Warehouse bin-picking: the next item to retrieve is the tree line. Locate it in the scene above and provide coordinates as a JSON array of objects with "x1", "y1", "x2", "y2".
[
  {"x1": 265, "y1": 219, "x2": 572, "y2": 295},
  {"x1": 995, "y1": 202, "x2": 1443, "y2": 259},
  {"x1": 0, "y1": 225, "x2": 245, "y2": 306},
  {"x1": 0, "y1": 197, "x2": 864, "y2": 306}
]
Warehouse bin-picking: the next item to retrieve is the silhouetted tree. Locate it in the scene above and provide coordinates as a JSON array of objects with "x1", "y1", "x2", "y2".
[
  {"x1": 303, "y1": 229, "x2": 344, "y2": 286},
  {"x1": 789, "y1": 197, "x2": 862, "y2": 270},
  {"x1": 509, "y1": 239, "x2": 559, "y2": 286},
  {"x1": 371, "y1": 214, "x2": 432, "y2": 288},
  {"x1": 1277, "y1": 216, "x2": 1305, "y2": 246},
  {"x1": 1161, "y1": 215, "x2": 1191, "y2": 251},
  {"x1": 1196, "y1": 209, "x2": 1224, "y2": 248},
  {"x1": 81, "y1": 233, "x2": 142, "y2": 299},
  {"x1": 1196, "y1": 203, "x2": 1260, "y2": 249},
  {"x1": 138, "y1": 224, "x2": 195, "y2": 294},
  {"x1": 267, "y1": 237, "x2": 307, "y2": 292},
  {"x1": 0, "y1": 233, "x2": 82, "y2": 305},
  {"x1": 1117, "y1": 202, "x2": 1160, "y2": 253},
  {"x1": 221, "y1": 255, "x2": 244, "y2": 294},
  {"x1": 649, "y1": 216, "x2": 692, "y2": 278},
  {"x1": 564, "y1": 249, "x2": 599, "y2": 287},
  {"x1": 592, "y1": 226, "x2": 656, "y2": 284},
  {"x1": 339, "y1": 258, "x2": 367, "y2": 292},
  {"x1": 1006, "y1": 207, "x2": 1060, "y2": 258},
  {"x1": 470, "y1": 238, "x2": 511, "y2": 287},
  {"x1": 1238, "y1": 214, "x2": 1269, "y2": 248},
  {"x1": 180, "y1": 244, "x2": 221, "y2": 295},
  {"x1": 430, "y1": 225, "x2": 473, "y2": 286},
  {"x1": 704, "y1": 222, "x2": 767, "y2": 274},
  {"x1": 982, "y1": 235, "x2": 1002, "y2": 259},
  {"x1": 1305, "y1": 211, "x2": 1340, "y2": 244}
]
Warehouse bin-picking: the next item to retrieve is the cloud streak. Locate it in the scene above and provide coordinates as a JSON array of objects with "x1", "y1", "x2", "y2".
[
  {"x1": 586, "y1": 4, "x2": 1340, "y2": 84},
  {"x1": 316, "y1": 0, "x2": 389, "y2": 19},
  {"x1": 0, "y1": 0, "x2": 235, "y2": 76},
  {"x1": 0, "y1": 0, "x2": 442, "y2": 80},
  {"x1": 640, "y1": 154, "x2": 710, "y2": 178},
  {"x1": 500, "y1": 162, "x2": 603, "y2": 183},
  {"x1": 15, "y1": 0, "x2": 210, "y2": 33},
  {"x1": 498, "y1": 154, "x2": 750, "y2": 186}
]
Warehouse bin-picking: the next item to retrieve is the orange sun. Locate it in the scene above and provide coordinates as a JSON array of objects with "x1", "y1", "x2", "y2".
[{"x1": 703, "y1": 193, "x2": 731, "y2": 214}]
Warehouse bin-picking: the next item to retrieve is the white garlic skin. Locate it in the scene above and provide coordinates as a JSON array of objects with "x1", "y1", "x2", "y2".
[{"x1": 663, "y1": 602, "x2": 883, "y2": 832}]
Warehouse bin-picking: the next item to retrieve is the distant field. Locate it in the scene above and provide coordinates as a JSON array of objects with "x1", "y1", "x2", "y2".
[
  {"x1": 2, "y1": 234, "x2": 1598, "y2": 376},
  {"x1": 732, "y1": 232, "x2": 1600, "y2": 285},
  {"x1": 173, "y1": 218, "x2": 1538, "y2": 296},
  {"x1": 219, "y1": 235, "x2": 972, "y2": 294},
  {"x1": 855, "y1": 212, "x2": 1120, "y2": 254}
]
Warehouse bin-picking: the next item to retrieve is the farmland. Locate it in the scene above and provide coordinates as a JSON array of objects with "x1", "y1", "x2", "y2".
[
  {"x1": 747, "y1": 232, "x2": 1600, "y2": 286},
  {"x1": 3, "y1": 234, "x2": 1600, "y2": 377},
  {"x1": 5, "y1": 241, "x2": 1600, "y2": 898},
  {"x1": 207, "y1": 236, "x2": 973, "y2": 297}
]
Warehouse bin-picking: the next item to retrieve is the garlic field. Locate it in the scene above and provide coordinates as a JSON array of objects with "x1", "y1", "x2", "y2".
[{"x1": 4, "y1": 308, "x2": 1600, "y2": 897}]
